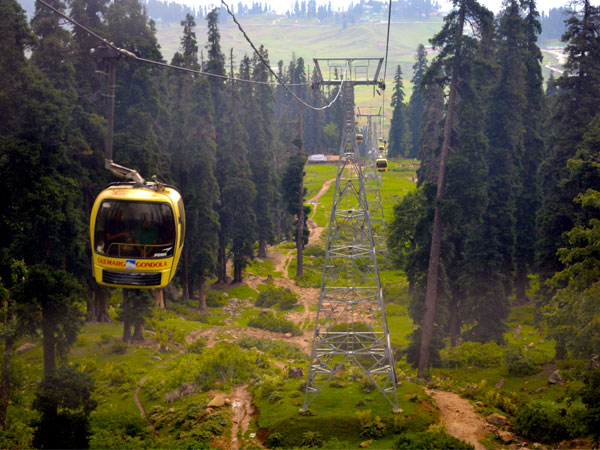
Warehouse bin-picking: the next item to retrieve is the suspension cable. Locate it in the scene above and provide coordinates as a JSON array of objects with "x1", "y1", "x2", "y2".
[
  {"x1": 35, "y1": 0, "x2": 311, "y2": 87},
  {"x1": 381, "y1": 0, "x2": 393, "y2": 134},
  {"x1": 220, "y1": 0, "x2": 346, "y2": 111}
]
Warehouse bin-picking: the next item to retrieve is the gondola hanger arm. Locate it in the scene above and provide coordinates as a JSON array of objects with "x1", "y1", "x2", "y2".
[{"x1": 105, "y1": 160, "x2": 145, "y2": 185}]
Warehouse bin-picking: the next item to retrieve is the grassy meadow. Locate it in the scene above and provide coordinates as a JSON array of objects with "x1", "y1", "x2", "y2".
[{"x1": 7, "y1": 157, "x2": 583, "y2": 449}]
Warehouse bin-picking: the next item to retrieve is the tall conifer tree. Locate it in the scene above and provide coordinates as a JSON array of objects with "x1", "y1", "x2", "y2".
[
  {"x1": 388, "y1": 65, "x2": 408, "y2": 158},
  {"x1": 408, "y1": 45, "x2": 428, "y2": 158}
]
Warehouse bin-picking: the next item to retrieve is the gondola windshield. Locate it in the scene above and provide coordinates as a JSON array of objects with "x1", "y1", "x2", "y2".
[{"x1": 94, "y1": 200, "x2": 175, "y2": 258}]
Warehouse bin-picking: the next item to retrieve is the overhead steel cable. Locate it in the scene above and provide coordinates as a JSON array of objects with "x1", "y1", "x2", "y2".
[
  {"x1": 381, "y1": 0, "x2": 393, "y2": 133},
  {"x1": 220, "y1": 0, "x2": 347, "y2": 111},
  {"x1": 35, "y1": 0, "x2": 311, "y2": 87}
]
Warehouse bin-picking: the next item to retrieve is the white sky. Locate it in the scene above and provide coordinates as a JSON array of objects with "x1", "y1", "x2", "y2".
[{"x1": 186, "y1": 0, "x2": 593, "y2": 15}]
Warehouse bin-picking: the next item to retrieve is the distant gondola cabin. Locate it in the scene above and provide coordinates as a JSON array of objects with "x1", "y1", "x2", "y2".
[
  {"x1": 90, "y1": 183, "x2": 185, "y2": 288},
  {"x1": 356, "y1": 133, "x2": 364, "y2": 144},
  {"x1": 376, "y1": 158, "x2": 388, "y2": 172}
]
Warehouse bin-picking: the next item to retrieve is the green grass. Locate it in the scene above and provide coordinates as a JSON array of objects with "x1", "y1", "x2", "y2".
[
  {"x1": 214, "y1": 283, "x2": 260, "y2": 300},
  {"x1": 305, "y1": 164, "x2": 338, "y2": 200},
  {"x1": 245, "y1": 258, "x2": 282, "y2": 278},
  {"x1": 254, "y1": 375, "x2": 436, "y2": 449}
]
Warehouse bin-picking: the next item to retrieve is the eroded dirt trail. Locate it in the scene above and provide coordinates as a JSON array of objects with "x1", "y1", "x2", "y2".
[
  {"x1": 307, "y1": 178, "x2": 335, "y2": 246},
  {"x1": 427, "y1": 389, "x2": 492, "y2": 450},
  {"x1": 231, "y1": 385, "x2": 262, "y2": 449}
]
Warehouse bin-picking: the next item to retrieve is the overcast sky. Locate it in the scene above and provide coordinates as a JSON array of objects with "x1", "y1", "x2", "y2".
[{"x1": 187, "y1": 0, "x2": 595, "y2": 15}]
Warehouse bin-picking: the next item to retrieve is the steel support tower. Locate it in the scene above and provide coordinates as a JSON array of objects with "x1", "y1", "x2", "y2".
[
  {"x1": 357, "y1": 107, "x2": 386, "y2": 253},
  {"x1": 302, "y1": 59, "x2": 399, "y2": 412}
]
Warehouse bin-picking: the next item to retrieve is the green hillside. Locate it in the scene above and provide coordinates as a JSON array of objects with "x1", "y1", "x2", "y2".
[{"x1": 155, "y1": 15, "x2": 443, "y2": 129}]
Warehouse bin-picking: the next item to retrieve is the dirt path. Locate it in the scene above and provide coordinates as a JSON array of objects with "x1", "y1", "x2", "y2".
[
  {"x1": 307, "y1": 178, "x2": 335, "y2": 246},
  {"x1": 134, "y1": 376, "x2": 161, "y2": 438},
  {"x1": 230, "y1": 385, "x2": 262, "y2": 449},
  {"x1": 427, "y1": 389, "x2": 493, "y2": 450},
  {"x1": 187, "y1": 326, "x2": 313, "y2": 354}
]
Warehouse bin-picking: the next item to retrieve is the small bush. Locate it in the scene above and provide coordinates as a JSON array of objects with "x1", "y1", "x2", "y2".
[
  {"x1": 109, "y1": 340, "x2": 128, "y2": 354},
  {"x1": 301, "y1": 431, "x2": 323, "y2": 448},
  {"x1": 304, "y1": 245, "x2": 325, "y2": 257},
  {"x1": 248, "y1": 311, "x2": 302, "y2": 336},
  {"x1": 440, "y1": 341, "x2": 504, "y2": 369},
  {"x1": 194, "y1": 343, "x2": 256, "y2": 391},
  {"x1": 356, "y1": 410, "x2": 386, "y2": 439},
  {"x1": 513, "y1": 401, "x2": 585, "y2": 443},
  {"x1": 267, "y1": 432, "x2": 283, "y2": 448},
  {"x1": 206, "y1": 291, "x2": 227, "y2": 307},
  {"x1": 394, "y1": 429, "x2": 474, "y2": 449},
  {"x1": 99, "y1": 334, "x2": 113, "y2": 346},
  {"x1": 255, "y1": 286, "x2": 298, "y2": 310},
  {"x1": 505, "y1": 346, "x2": 540, "y2": 376},
  {"x1": 237, "y1": 337, "x2": 307, "y2": 361},
  {"x1": 187, "y1": 339, "x2": 206, "y2": 354}
]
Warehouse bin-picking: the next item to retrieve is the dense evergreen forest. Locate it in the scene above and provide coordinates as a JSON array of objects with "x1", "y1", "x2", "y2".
[{"x1": 1, "y1": 0, "x2": 599, "y2": 447}]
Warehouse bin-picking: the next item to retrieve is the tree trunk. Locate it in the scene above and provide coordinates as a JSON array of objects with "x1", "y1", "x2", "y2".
[
  {"x1": 296, "y1": 178, "x2": 305, "y2": 278},
  {"x1": 86, "y1": 281, "x2": 94, "y2": 322},
  {"x1": 514, "y1": 265, "x2": 529, "y2": 305},
  {"x1": 258, "y1": 239, "x2": 267, "y2": 258},
  {"x1": 233, "y1": 259, "x2": 243, "y2": 283},
  {"x1": 41, "y1": 310, "x2": 56, "y2": 377},
  {"x1": 217, "y1": 236, "x2": 227, "y2": 283},
  {"x1": 122, "y1": 289, "x2": 132, "y2": 343},
  {"x1": 94, "y1": 284, "x2": 111, "y2": 322},
  {"x1": 189, "y1": 275, "x2": 196, "y2": 300},
  {"x1": 132, "y1": 294, "x2": 144, "y2": 342},
  {"x1": 0, "y1": 332, "x2": 14, "y2": 429},
  {"x1": 182, "y1": 248, "x2": 190, "y2": 301},
  {"x1": 448, "y1": 296, "x2": 459, "y2": 348},
  {"x1": 155, "y1": 289, "x2": 165, "y2": 310},
  {"x1": 418, "y1": 5, "x2": 465, "y2": 378},
  {"x1": 408, "y1": 278, "x2": 415, "y2": 297},
  {"x1": 198, "y1": 278, "x2": 207, "y2": 311}
]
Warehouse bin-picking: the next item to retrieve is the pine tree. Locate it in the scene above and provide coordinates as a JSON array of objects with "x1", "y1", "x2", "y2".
[
  {"x1": 15, "y1": 266, "x2": 85, "y2": 376},
  {"x1": 282, "y1": 148, "x2": 308, "y2": 278},
  {"x1": 408, "y1": 45, "x2": 428, "y2": 158},
  {"x1": 67, "y1": 0, "x2": 112, "y2": 323},
  {"x1": 417, "y1": 0, "x2": 494, "y2": 376},
  {"x1": 536, "y1": 0, "x2": 600, "y2": 278},
  {"x1": 249, "y1": 47, "x2": 277, "y2": 258},
  {"x1": 514, "y1": 0, "x2": 545, "y2": 303},
  {"x1": 168, "y1": 15, "x2": 219, "y2": 308},
  {"x1": 388, "y1": 65, "x2": 408, "y2": 158}
]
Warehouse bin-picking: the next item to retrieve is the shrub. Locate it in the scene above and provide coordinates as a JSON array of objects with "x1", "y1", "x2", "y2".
[
  {"x1": 505, "y1": 346, "x2": 540, "y2": 376},
  {"x1": 99, "y1": 334, "x2": 113, "y2": 346},
  {"x1": 394, "y1": 429, "x2": 474, "y2": 449},
  {"x1": 301, "y1": 431, "x2": 323, "y2": 448},
  {"x1": 248, "y1": 311, "x2": 302, "y2": 336},
  {"x1": 513, "y1": 401, "x2": 585, "y2": 443},
  {"x1": 304, "y1": 245, "x2": 325, "y2": 257},
  {"x1": 206, "y1": 291, "x2": 228, "y2": 307},
  {"x1": 187, "y1": 339, "x2": 206, "y2": 354},
  {"x1": 267, "y1": 432, "x2": 283, "y2": 448},
  {"x1": 109, "y1": 340, "x2": 128, "y2": 354},
  {"x1": 356, "y1": 410, "x2": 386, "y2": 439},
  {"x1": 581, "y1": 367, "x2": 600, "y2": 445},
  {"x1": 255, "y1": 286, "x2": 298, "y2": 310},
  {"x1": 194, "y1": 343, "x2": 255, "y2": 391},
  {"x1": 237, "y1": 337, "x2": 307, "y2": 361},
  {"x1": 440, "y1": 341, "x2": 504, "y2": 369}
]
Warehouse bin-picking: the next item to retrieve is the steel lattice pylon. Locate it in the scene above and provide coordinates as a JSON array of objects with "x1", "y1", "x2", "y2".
[
  {"x1": 358, "y1": 107, "x2": 387, "y2": 254},
  {"x1": 302, "y1": 59, "x2": 399, "y2": 412}
]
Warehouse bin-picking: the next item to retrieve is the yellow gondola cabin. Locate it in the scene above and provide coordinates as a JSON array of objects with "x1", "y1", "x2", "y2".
[
  {"x1": 376, "y1": 158, "x2": 388, "y2": 172},
  {"x1": 90, "y1": 182, "x2": 185, "y2": 288},
  {"x1": 356, "y1": 133, "x2": 364, "y2": 144}
]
